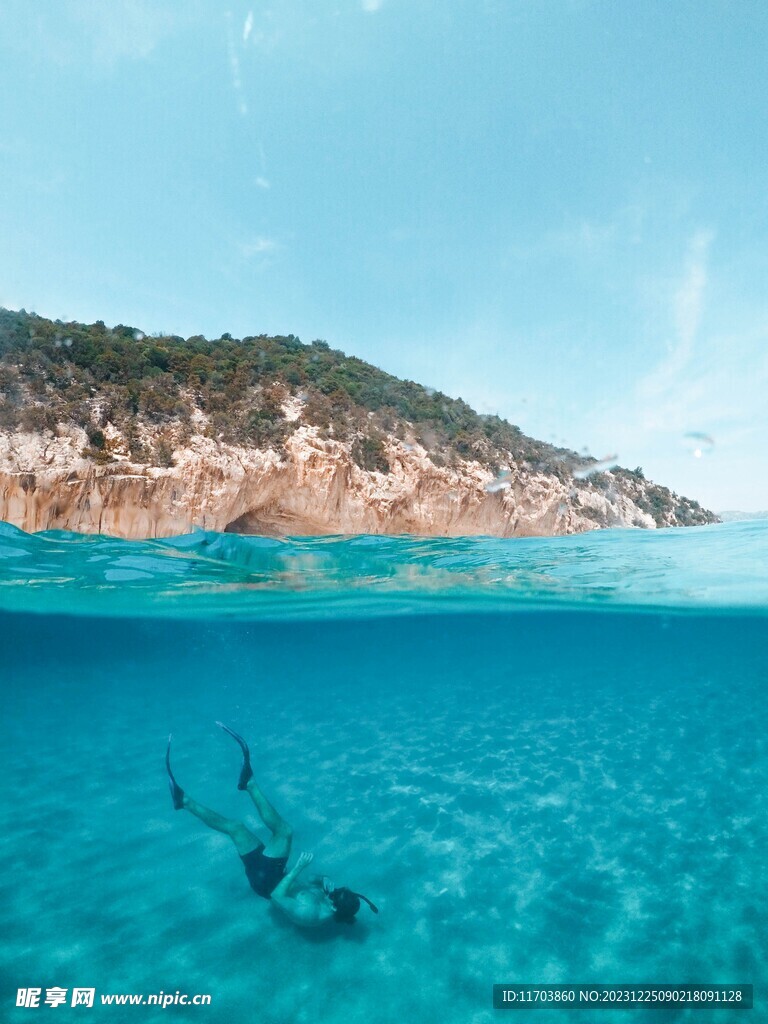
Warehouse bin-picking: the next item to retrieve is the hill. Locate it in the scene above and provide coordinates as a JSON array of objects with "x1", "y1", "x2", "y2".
[
  {"x1": 0, "y1": 307, "x2": 717, "y2": 538},
  {"x1": 716, "y1": 511, "x2": 768, "y2": 522}
]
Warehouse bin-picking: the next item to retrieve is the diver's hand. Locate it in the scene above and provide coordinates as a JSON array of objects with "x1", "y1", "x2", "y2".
[{"x1": 296, "y1": 851, "x2": 313, "y2": 871}]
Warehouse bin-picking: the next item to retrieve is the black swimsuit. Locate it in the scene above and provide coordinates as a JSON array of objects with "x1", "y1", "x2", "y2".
[{"x1": 240, "y1": 842, "x2": 288, "y2": 899}]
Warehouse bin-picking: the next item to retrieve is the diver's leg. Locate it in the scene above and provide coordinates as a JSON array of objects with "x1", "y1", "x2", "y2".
[
  {"x1": 183, "y1": 796, "x2": 262, "y2": 857},
  {"x1": 245, "y1": 778, "x2": 292, "y2": 858},
  {"x1": 166, "y1": 735, "x2": 260, "y2": 856},
  {"x1": 215, "y1": 724, "x2": 292, "y2": 857}
]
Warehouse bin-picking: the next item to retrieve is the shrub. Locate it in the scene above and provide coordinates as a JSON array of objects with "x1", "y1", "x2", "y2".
[{"x1": 351, "y1": 433, "x2": 390, "y2": 474}]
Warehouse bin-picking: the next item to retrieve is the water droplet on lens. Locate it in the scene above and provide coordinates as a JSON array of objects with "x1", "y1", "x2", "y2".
[
  {"x1": 485, "y1": 470, "x2": 511, "y2": 493},
  {"x1": 573, "y1": 454, "x2": 619, "y2": 479},
  {"x1": 682, "y1": 432, "x2": 714, "y2": 458}
]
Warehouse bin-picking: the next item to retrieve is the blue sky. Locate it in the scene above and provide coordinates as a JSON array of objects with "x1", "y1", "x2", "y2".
[{"x1": 2, "y1": 0, "x2": 767, "y2": 510}]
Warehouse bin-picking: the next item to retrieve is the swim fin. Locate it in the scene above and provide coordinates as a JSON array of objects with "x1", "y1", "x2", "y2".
[
  {"x1": 166, "y1": 735, "x2": 185, "y2": 810},
  {"x1": 216, "y1": 721, "x2": 254, "y2": 790}
]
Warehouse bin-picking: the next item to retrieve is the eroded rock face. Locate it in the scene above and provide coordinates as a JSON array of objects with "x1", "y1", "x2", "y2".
[{"x1": 0, "y1": 425, "x2": 662, "y2": 539}]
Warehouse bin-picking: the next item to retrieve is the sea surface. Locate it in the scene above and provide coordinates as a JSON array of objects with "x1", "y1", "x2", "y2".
[{"x1": 1, "y1": 520, "x2": 765, "y2": 1023}]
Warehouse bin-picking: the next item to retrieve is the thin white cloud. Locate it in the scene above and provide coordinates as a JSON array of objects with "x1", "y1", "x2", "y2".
[
  {"x1": 639, "y1": 229, "x2": 714, "y2": 416},
  {"x1": 579, "y1": 230, "x2": 768, "y2": 506},
  {"x1": 254, "y1": 176, "x2": 271, "y2": 190},
  {"x1": 361, "y1": 0, "x2": 384, "y2": 11},
  {"x1": 239, "y1": 237, "x2": 278, "y2": 258},
  {"x1": 243, "y1": 11, "x2": 253, "y2": 43},
  {"x1": 2, "y1": 2, "x2": 199, "y2": 73},
  {"x1": 71, "y1": 0, "x2": 178, "y2": 66},
  {"x1": 505, "y1": 203, "x2": 648, "y2": 265},
  {"x1": 551, "y1": 218, "x2": 617, "y2": 255}
]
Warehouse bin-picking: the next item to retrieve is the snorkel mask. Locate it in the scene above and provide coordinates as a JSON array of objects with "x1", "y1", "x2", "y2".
[{"x1": 322, "y1": 878, "x2": 379, "y2": 922}]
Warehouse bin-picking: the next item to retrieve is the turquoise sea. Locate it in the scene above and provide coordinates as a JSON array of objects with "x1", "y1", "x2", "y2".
[{"x1": 1, "y1": 520, "x2": 766, "y2": 1023}]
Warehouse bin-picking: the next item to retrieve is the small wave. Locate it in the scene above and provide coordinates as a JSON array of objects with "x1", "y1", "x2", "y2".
[{"x1": 0, "y1": 520, "x2": 766, "y2": 621}]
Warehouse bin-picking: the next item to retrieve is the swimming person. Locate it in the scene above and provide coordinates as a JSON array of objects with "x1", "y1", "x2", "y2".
[{"x1": 166, "y1": 723, "x2": 378, "y2": 927}]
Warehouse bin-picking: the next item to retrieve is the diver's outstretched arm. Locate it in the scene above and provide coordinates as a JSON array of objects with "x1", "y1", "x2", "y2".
[
  {"x1": 271, "y1": 854, "x2": 333, "y2": 926},
  {"x1": 272, "y1": 851, "x2": 313, "y2": 901}
]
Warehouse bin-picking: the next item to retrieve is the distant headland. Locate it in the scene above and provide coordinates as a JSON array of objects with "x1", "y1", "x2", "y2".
[{"x1": 0, "y1": 308, "x2": 718, "y2": 539}]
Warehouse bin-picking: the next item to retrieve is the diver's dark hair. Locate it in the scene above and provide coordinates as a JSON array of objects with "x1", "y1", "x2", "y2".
[
  {"x1": 328, "y1": 885, "x2": 379, "y2": 923},
  {"x1": 329, "y1": 887, "x2": 360, "y2": 923}
]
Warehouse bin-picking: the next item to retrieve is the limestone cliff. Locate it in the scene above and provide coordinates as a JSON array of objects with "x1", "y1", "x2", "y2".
[{"x1": 0, "y1": 422, "x2": 707, "y2": 540}]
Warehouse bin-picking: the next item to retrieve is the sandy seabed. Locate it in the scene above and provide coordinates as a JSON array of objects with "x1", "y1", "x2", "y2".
[{"x1": 1, "y1": 612, "x2": 765, "y2": 1023}]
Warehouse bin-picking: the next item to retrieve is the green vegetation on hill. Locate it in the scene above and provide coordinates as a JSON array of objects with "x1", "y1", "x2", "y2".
[
  {"x1": 0, "y1": 307, "x2": 717, "y2": 527},
  {"x1": 0, "y1": 307, "x2": 567, "y2": 470}
]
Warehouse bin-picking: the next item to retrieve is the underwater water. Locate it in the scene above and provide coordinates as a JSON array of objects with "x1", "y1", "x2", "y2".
[{"x1": 1, "y1": 520, "x2": 766, "y2": 1023}]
